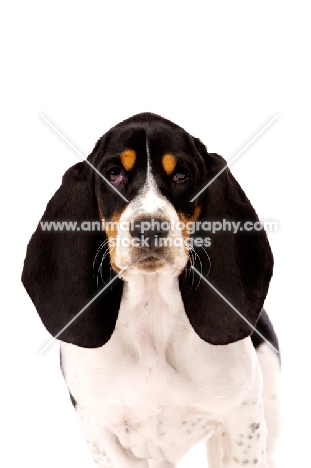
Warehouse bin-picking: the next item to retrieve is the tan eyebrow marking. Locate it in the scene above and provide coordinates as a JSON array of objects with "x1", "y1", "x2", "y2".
[
  {"x1": 120, "y1": 149, "x2": 136, "y2": 171},
  {"x1": 162, "y1": 153, "x2": 177, "y2": 175}
]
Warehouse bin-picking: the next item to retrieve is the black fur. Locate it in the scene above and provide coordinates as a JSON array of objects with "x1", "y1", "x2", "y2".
[
  {"x1": 179, "y1": 141, "x2": 274, "y2": 345},
  {"x1": 251, "y1": 309, "x2": 280, "y2": 354},
  {"x1": 22, "y1": 113, "x2": 275, "y2": 348}
]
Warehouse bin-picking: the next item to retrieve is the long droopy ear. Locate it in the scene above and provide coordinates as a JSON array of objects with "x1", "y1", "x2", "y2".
[
  {"x1": 179, "y1": 139, "x2": 273, "y2": 345},
  {"x1": 22, "y1": 160, "x2": 123, "y2": 348}
]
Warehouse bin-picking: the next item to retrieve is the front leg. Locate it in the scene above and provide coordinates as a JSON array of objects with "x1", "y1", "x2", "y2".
[
  {"x1": 222, "y1": 396, "x2": 268, "y2": 468},
  {"x1": 77, "y1": 408, "x2": 175, "y2": 468},
  {"x1": 88, "y1": 431, "x2": 176, "y2": 468},
  {"x1": 75, "y1": 405, "x2": 148, "y2": 468},
  {"x1": 86, "y1": 427, "x2": 149, "y2": 468}
]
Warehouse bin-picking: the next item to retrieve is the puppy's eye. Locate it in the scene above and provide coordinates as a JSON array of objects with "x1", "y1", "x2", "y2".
[
  {"x1": 107, "y1": 168, "x2": 124, "y2": 185},
  {"x1": 173, "y1": 168, "x2": 189, "y2": 184}
]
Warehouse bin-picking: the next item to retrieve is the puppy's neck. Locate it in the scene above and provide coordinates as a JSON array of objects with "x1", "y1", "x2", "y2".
[
  {"x1": 116, "y1": 271, "x2": 185, "y2": 358},
  {"x1": 122, "y1": 270, "x2": 180, "y2": 306}
]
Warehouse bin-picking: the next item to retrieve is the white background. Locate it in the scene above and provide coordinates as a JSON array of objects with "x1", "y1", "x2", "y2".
[{"x1": 1, "y1": 1, "x2": 310, "y2": 467}]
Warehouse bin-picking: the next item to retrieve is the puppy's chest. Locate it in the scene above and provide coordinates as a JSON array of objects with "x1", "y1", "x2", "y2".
[
  {"x1": 61, "y1": 279, "x2": 254, "y2": 461},
  {"x1": 62, "y1": 324, "x2": 218, "y2": 462}
]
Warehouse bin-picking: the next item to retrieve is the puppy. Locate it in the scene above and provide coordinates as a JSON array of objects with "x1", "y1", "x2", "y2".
[{"x1": 22, "y1": 113, "x2": 280, "y2": 467}]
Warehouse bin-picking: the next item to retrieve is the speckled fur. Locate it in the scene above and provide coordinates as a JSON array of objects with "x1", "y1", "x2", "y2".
[{"x1": 61, "y1": 273, "x2": 280, "y2": 467}]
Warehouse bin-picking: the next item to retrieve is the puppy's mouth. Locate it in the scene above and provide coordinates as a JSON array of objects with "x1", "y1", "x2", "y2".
[
  {"x1": 137, "y1": 255, "x2": 165, "y2": 266},
  {"x1": 132, "y1": 249, "x2": 171, "y2": 271}
]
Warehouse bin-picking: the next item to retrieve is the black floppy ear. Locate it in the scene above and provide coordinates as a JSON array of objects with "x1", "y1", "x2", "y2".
[
  {"x1": 22, "y1": 160, "x2": 123, "y2": 348},
  {"x1": 179, "y1": 139, "x2": 273, "y2": 345}
]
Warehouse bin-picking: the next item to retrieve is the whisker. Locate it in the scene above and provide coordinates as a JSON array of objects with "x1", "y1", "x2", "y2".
[
  {"x1": 191, "y1": 248, "x2": 196, "y2": 289},
  {"x1": 188, "y1": 247, "x2": 201, "y2": 289},
  {"x1": 191, "y1": 248, "x2": 203, "y2": 290},
  {"x1": 198, "y1": 245, "x2": 212, "y2": 277},
  {"x1": 93, "y1": 240, "x2": 109, "y2": 278},
  {"x1": 187, "y1": 248, "x2": 194, "y2": 278},
  {"x1": 188, "y1": 249, "x2": 195, "y2": 287},
  {"x1": 97, "y1": 248, "x2": 110, "y2": 286}
]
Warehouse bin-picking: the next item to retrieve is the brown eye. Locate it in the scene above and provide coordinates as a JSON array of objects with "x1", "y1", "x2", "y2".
[
  {"x1": 107, "y1": 168, "x2": 124, "y2": 185},
  {"x1": 173, "y1": 168, "x2": 189, "y2": 184}
]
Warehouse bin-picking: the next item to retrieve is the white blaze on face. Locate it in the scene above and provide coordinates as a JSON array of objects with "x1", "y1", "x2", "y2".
[{"x1": 114, "y1": 139, "x2": 188, "y2": 274}]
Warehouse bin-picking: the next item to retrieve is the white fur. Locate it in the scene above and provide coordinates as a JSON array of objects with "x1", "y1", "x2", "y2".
[
  {"x1": 60, "y1": 271, "x2": 275, "y2": 467},
  {"x1": 255, "y1": 344, "x2": 281, "y2": 468}
]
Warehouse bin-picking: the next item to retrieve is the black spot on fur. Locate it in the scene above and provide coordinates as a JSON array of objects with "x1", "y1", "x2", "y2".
[
  {"x1": 69, "y1": 392, "x2": 77, "y2": 408},
  {"x1": 250, "y1": 422, "x2": 260, "y2": 432}
]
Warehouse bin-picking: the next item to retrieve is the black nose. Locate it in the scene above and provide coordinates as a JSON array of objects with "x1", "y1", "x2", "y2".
[{"x1": 129, "y1": 217, "x2": 170, "y2": 248}]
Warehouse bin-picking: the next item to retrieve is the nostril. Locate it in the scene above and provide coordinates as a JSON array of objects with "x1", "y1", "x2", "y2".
[
  {"x1": 129, "y1": 218, "x2": 170, "y2": 237},
  {"x1": 151, "y1": 218, "x2": 170, "y2": 239},
  {"x1": 129, "y1": 222, "x2": 143, "y2": 239},
  {"x1": 129, "y1": 218, "x2": 170, "y2": 247}
]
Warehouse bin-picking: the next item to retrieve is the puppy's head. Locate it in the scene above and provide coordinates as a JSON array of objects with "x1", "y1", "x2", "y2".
[
  {"x1": 22, "y1": 113, "x2": 273, "y2": 347},
  {"x1": 94, "y1": 115, "x2": 205, "y2": 277}
]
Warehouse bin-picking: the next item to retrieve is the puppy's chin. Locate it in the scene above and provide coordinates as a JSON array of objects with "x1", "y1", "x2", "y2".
[
  {"x1": 118, "y1": 260, "x2": 185, "y2": 279},
  {"x1": 114, "y1": 245, "x2": 188, "y2": 278},
  {"x1": 135, "y1": 256, "x2": 167, "y2": 272}
]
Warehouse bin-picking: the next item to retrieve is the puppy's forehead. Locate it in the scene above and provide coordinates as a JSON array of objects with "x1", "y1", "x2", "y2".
[
  {"x1": 96, "y1": 120, "x2": 205, "y2": 224},
  {"x1": 106, "y1": 127, "x2": 148, "y2": 164},
  {"x1": 107, "y1": 124, "x2": 190, "y2": 166}
]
